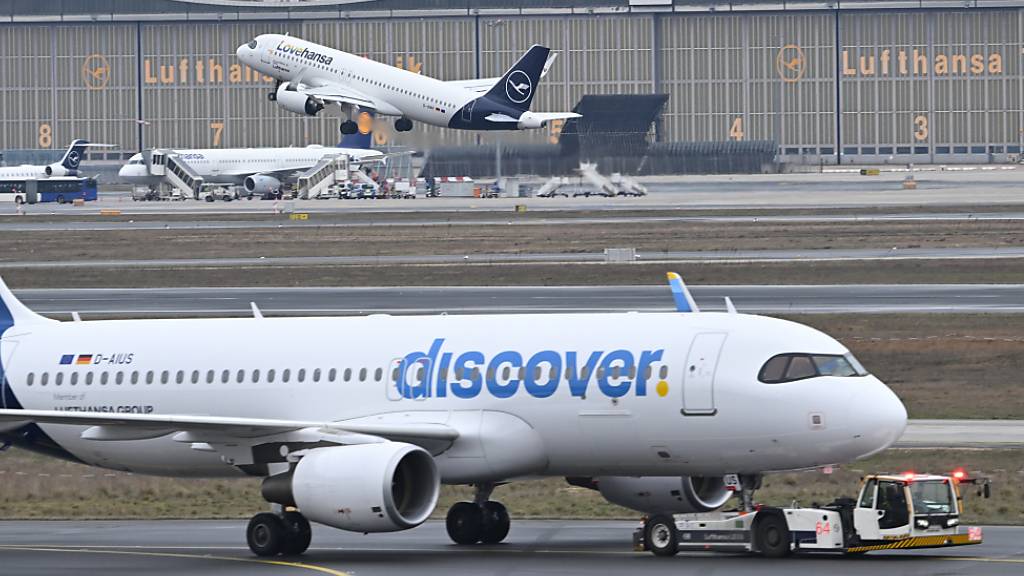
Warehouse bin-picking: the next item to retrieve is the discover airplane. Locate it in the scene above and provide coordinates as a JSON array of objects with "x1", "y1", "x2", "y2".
[
  {"x1": 0, "y1": 273, "x2": 906, "y2": 557},
  {"x1": 0, "y1": 140, "x2": 93, "y2": 179},
  {"x1": 235, "y1": 33, "x2": 580, "y2": 134},
  {"x1": 118, "y1": 144, "x2": 384, "y2": 197}
]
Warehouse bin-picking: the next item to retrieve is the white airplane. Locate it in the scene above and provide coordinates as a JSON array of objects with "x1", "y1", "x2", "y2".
[
  {"x1": 118, "y1": 145, "x2": 385, "y2": 197},
  {"x1": 0, "y1": 140, "x2": 92, "y2": 179},
  {"x1": 0, "y1": 273, "x2": 906, "y2": 557},
  {"x1": 235, "y1": 33, "x2": 580, "y2": 134}
]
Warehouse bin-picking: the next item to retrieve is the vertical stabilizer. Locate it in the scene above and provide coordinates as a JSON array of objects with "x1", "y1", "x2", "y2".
[
  {"x1": 483, "y1": 45, "x2": 550, "y2": 113},
  {"x1": 0, "y1": 277, "x2": 54, "y2": 333}
]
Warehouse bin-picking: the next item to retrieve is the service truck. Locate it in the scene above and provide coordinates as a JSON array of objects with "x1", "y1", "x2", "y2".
[{"x1": 635, "y1": 471, "x2": 988, "y2": 558}]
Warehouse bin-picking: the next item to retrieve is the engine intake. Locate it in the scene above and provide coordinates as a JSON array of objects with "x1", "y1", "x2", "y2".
[
  {"x1": 45, "y1": 164, "x2": 71, "y2": 177},
  {"x1": 576, "y1": 475, "x2": 733, "y2": 514},
  {"x1": 243, "y1": 174, "x2": 281, "y2": 195},
  {"x1": 275, "y1": 83, "x2": 324, "y2": 117},
  {"x1": 262, "y1": 443, "x2": 440, "y2": 533}
]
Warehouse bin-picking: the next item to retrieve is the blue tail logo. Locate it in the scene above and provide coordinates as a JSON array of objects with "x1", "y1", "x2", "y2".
[
  {"x1": 484, "y1": 45, "x2": 549, "y2": 112},
  {"x1": 61, "y1": 140, "x2": 90, "y2": 170}
]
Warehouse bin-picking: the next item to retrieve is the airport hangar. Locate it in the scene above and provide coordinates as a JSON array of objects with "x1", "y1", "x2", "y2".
[{"x1": 0, "y1": 0, "x2": 1022, "y2": 170}]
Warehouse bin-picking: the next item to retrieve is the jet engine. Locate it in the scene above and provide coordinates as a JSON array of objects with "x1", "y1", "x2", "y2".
[
  {"x1": 243, "y1": 174, "x2": 282, "y2": 195},
  {"x1": 275, "y1": 83, "x2": 324, "y2": 117},
  {"x1": 262, "y1": 443, "x2": 440, "y2": 532},
  {"x1": 515, "y1": 112, "x2": 550, "y2": 130},
  {"x1": 44, "y1": 164, "x2": 72, "y2": 177},
  {"x1": 569, "y1": 476, "x2": 732, "y2": 514}
]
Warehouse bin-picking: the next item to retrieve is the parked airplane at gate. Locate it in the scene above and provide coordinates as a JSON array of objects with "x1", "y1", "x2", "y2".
[
  {"x1": 118, "y1": 144, "x2": 384, "y2": 197},
  {"x1": 235, "y1": 33, "x2": 580, "y2": 134},
  {"x1": 0, "y1": 274, "x2": 906, "y2": 557},
  {"x1": 0, "y1": 140, "x2": 92, "y2": 179}
]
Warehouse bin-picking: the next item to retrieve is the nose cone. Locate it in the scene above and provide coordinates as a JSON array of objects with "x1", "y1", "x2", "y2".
[
  {"x1": 852, "y1": 376, "x2": 908, "y2": 458},
  {"x1": 235, "y1": 44, "x2": 247, "y2": 61}
]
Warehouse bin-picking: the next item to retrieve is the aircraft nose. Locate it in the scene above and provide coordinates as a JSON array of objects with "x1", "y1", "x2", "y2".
[
  {"x1": 235, "y1": 44, "x2": 248, "y2": 61},
  {"x1": 854, "y1": 376, "x2": 908, "y2": 457}
]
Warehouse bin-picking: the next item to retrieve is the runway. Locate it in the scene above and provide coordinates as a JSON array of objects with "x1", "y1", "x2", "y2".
[
  {"x1": 0, "y1": 520, "x2": 1019, "y2": 576},
  {"x1": 14, "y1": 284, "x2": 1024, "y2": 316}
]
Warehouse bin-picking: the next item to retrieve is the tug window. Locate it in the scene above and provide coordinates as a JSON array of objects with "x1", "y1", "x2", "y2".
[{"x1": 759, "y1": 353, "x2": 868, "y2": 384}]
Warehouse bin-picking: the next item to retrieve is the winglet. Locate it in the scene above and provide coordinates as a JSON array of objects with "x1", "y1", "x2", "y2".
[
  {"x1": 0, "y1": 276, "x2": 55, "y2": 332},
  {"x1": 724, "y1": 297, "x2": 737, "y2": 314},
  {"x1": 250, "y1": 302, "x2": 264, "y2": 319},
  {"x1": 666, "y1": 272, "x2": 700, "y2": 313}
]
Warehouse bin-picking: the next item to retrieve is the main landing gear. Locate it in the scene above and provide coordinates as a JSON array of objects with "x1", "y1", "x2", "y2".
[
  {"x1": 445, "y1": 483, "x2": 511, "y2": 545},
  {"x1": 395, "y1": 117, "x2": 413, "y2": 132},
  {"x1": 247, "y1": 510, "x2": 312, "y2": 557}
]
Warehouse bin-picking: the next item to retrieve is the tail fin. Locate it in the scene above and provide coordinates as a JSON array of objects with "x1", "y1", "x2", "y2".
[
  {"x1": 484, "y1": 45, "x2": 550, "y2": 112},
  {"x1": 0, "y1": 277, "x2": 55, "y2": 333},
  {"x1": 338, "y1": 109, "x2": 374, "y2": 149},
  {"x1": 60, "y1": 139, "x2": 90, "y2": 171}
]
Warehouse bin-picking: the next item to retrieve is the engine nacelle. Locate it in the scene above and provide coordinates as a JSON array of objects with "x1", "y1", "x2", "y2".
[
  {"x1": 275, "y1": 83, "x2": 324, "y2": 117},
  {"x1": 44, "y1": 163, "x2": 72, "y2": 177},
  {"x1": 591, "y1": 476, "x2": 733, "y2": 514},
  {"x1": 262, "y1": 443, "x2": 439, "y2": 533},
  {"x1": 516, "y1": 112, "x2": 548, "y2": 130},
  {"x1": 243, "y1": 174, "x2": 282, "y2": 195}
]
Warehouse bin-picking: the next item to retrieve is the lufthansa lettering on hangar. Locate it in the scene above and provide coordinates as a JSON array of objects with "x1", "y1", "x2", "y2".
[{"x1": 842, "y1": 49, "x2": 1004, "y2": 77}]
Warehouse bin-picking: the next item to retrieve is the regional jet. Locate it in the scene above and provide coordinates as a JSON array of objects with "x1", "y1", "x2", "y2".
[
  {"x1": 0, "y1": 140, "x2": 94, "y2": 179},
  {"x1": 235, "y1": 33, "x2": 580, "y2": 134},
  {"x1": 118, "y1": 144, "x2": 384, "y2": 198},
  {"x1": 0, "y1": 273, "x2": 906, "y2": 557}
]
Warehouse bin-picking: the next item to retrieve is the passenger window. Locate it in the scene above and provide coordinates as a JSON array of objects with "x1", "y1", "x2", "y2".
[
  {"x1": 131, "y1": 371, "x2": 139, "y2": 385},
  {"x1": 659, "y1": 366, "x2": 669, "y2": 379},
  {"x1": 161, "y1": 370, "x2": 169, "y2": 384},
  {"x1": 206, "y1": 370, "x2": 214, "y2": 383},
  {"x1": 236, "y1": 369, "x2": 245, "y2": 384},
  {"x1": 312, "y1": 368, "x2": 321, "y2": 383},
  {"x1": 298, "y1": 369, "x2": 306, "y2": 382},
  {"x1": 359, "y1": 368, "x2": 367, "y2": 381},
  {"x1": 501, "y1": 366, "x2": 511, "y2": 380},
  {"x1": 268, "y1": 369, "x2": 276, "y2": 383},
  {"x1": 328, "y1": 368, "x2": 336, "y2": 382},
  {"x1": 116, "y1": 371, "x2": 124, "y2": 385},
  {"x1": 41, "y1": 372, "x2": 49, "y2": 386},
  {"x1": 283, "y1": 369, "x2": 291, "y2": 383},
  {"x1": 486, "y1": 367, "x2": 496, "y2": 380},
  {"x1": 221, "y1": 369, "x2": 230, "y2": 383},
  {"x1": 101, "y1": 372, "x2": 109, "y2": 385},
  {"x1": 26, "y1": 372, "x2": 34, "y2": 386},
  {"x1": 391, "y1": 367, "x2": 399, "y2": 382},
  {"x1": 611, "y1": 366, "x2": 621, "y2": 379},
  {"x1": 71, "y1": 372, "x2": 79, "y2": 386},
  {"x1": 55, "y1": 372, "x2": 64, "y2": 386},
  {"x1": 191, "y1": 370, "x2": 200, "y2": 384},
  {"x1": 176, "y1": 370, "x2": 184, "y2": 384},
  {"x1": 374, "y1": 367, "x2": 383, "y2": 382},
  {"x1": 859, "y1": 479, "x2": 877, "y2": 508},
  {"x1": 86, "y1": 372, "x2": 94, "y2": 385},
  {"x1": 455, "y1": 367, "x2": 464, "y2": 380},
  {"x1": 146, "y1": 370, "x2": 154, "y2": 384}
]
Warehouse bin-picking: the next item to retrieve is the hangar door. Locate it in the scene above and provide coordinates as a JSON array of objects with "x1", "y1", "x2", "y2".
[{"x1": 682, "y1": 333, "x2": 726, "y2": 416}]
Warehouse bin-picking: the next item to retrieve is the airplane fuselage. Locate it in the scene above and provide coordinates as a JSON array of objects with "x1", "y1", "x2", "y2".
[{"x1": 0, "y1": 311, "x2": 906, "y2": 483}]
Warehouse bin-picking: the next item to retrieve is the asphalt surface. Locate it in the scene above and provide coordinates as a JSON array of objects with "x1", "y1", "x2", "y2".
[
  {"x1": 4, "y1": 246, "x2": 1024, "y2": 269},
  {"x1": 14, "y1": 284, "x2": 1024, "y2": 316},
  {"x1": 0, "y1": 520, "x2": 1019, "y2": 576},
  {"x1": 898, "y1": 420, "x2": 1024, "y2": 448}
]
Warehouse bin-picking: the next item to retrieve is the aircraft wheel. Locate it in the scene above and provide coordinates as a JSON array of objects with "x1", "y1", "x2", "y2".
[
  {"x1": 280, "y1": 511, "x2": 312, "y2": 556},
  {"x1": 480, "y1": 501, "x2": 510, "y2": 544},
  {"x1": 755, "y1": 514, "x2": 792, "y2": 558},
  {"x1": 446, "y1": 501, "x2": 484, "y2": 545},
  {"x1": 247, "y1": 512, "x2": 286, "y2": 557},
  {"x1": 340, "y1": 120, "x2": 358, "y2": 135},
  {"x1": 395, "y1": 118, "x2": 413, "y2": 132},
  {"x1": 645, "y1": 515, "x2": 678, "y2": 557}
]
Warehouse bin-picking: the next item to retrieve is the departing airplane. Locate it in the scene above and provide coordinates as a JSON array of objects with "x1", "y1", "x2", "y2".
[
  {"x1": 235, "y1": 33, "x2": 580, "y2": 134},
  {"x1": 118, "y1": 144, "x2": 384, "y2": 197},
  {"x1": 0, "y1": 273, "x2": 906, "y2": 557},
  {"x1": 0, "y1": 140, "x2": 93, "y2": 179}
]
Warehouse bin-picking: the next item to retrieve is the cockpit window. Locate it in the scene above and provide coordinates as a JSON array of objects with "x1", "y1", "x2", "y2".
[
  {"x1": 248, "y1": 39, "x2": 258, "y2": 50},
  {"x1": 759, "y1": 352, "x2": 868, "y2": 383}
]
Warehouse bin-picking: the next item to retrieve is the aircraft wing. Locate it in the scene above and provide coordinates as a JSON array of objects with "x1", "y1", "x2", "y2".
[
  {"x1": 298, "y1": 82, "x2": 380, "y2": 111},
  {"x1": 0, "y1": 409, "x2": 458, "y2": 442},
  {"x1": 448, "y1": 51, "x2": 559, "y2": 93}
]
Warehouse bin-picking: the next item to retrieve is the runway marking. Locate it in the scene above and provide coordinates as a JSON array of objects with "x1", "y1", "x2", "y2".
[
  {"x1": 938, "y1": 556, "x2": 1024, "y2": 564},
  {"x1": 0, "y1": 545, "x2": 352, "y2": 575}
]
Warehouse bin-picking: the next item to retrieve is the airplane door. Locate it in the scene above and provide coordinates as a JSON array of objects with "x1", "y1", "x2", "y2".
[
  {"x1": 682, "y1": 333, "x2": 726, "y2": 415},
  {"x1": 461, "y1": 100, "x2": 475, "y2": 123},
  {"x1": 0, "y1": 340, "x2": 17, "y2": 409}
]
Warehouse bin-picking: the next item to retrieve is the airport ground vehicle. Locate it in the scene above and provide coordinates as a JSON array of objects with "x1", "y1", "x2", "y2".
[
  {"x1": 0, "y1": 177, "x2": 97, "y2": 204},
  {"x1": 635, "y1": 471, "x2": 988, "y2": 557}
]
